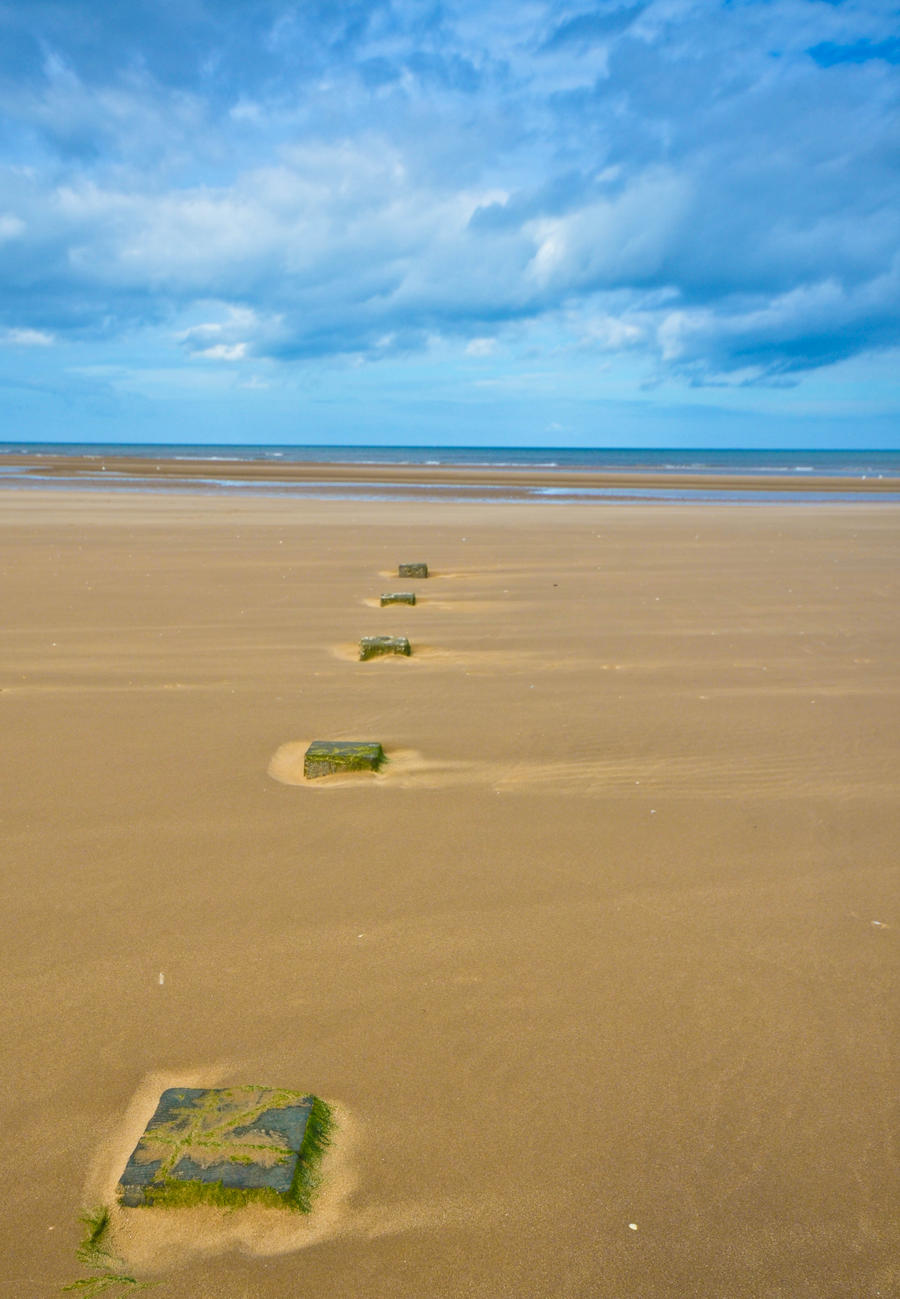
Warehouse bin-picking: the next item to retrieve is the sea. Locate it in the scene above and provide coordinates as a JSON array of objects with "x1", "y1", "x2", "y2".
[{"x1": 1, "y1": 443, "x2": 899, "y2": 504}]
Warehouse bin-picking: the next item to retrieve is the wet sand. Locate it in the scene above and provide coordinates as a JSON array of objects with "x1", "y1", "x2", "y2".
[{"x1": 1, "y1": 488, "x2": 897, "y2": 1297}]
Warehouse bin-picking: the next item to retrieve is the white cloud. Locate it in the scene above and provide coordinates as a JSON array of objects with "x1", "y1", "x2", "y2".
[
  {"x1": 1, "y1": 327, "x2": 54, "y2": 346},
  {"x1": 0, "y1": 214, "x2": 25, "y2": 242},
  {"x1": 195, "y1": 342, "x2": 247, "y2": 361},
  {"x1": 526, "y1": 171, "x2": 692, "y2": 293},
  {"x1": 465, "y1": 337, "x2": 497, "y2": 356},
  {"x1": 176, "y1": 307, "x2": 261, "y2": 346},
  {"x1": 579, "y1": 314, "x2": 645, "y2": 351},
  {"x1": 0, "y1": 0, "x2": 897, "y2": 384}
]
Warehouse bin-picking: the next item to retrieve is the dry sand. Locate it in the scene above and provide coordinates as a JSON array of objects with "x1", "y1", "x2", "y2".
[{"x1": 0, "y1": 487, "x2": 897, "y2": 1298}]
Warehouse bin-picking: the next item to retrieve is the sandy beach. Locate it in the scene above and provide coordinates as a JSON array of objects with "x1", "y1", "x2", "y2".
[{"x1": 1, "y1": 486, "x2": 897, "y2": 1297}]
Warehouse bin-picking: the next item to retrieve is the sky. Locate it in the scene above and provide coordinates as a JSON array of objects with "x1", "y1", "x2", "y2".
[{"x1": 0, "y1": 0, "x2": 898, "y2": 447}]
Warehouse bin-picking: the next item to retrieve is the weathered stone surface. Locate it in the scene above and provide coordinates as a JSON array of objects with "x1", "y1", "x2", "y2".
[
  {"x1": 118, "y1": 1086, "x2": 318, "y2": 1209},
  {"x1": 359, "y1": 635, "x2": 411, "y2": 661},
  {"x1": 380, "y1": 591, "x2": 416, "y2": 606},
  {"x1": 398, "y1": 562, "x2": 428, "y2": 578},
  {"x1": 303, "y1": 739, "x2": 385, "y2": 778}
]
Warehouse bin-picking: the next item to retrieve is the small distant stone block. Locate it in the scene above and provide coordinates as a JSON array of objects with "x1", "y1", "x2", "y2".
[
  {"x1": 380, "y1": 591, "x2": 416, "y2": 606},
  {"x1": 118, "y1": 1086, "x2": 331, "y2": 1211},
  {"x1": 303, "y1": 739, "x2": 385, "y2": 778},
  {"x1": 359, "y1": 635, "x2": 411, "y2": 661},
  {"x1": 398, "y1": 562, "x2": 428, "y2": 578}
]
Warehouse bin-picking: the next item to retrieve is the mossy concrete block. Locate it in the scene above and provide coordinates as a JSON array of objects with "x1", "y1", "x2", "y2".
[
  {"x1": 380, "y1": 591, "x2": 416, "y2": 606},
  {"x1": 118, "y1": 1086, "x2": 327, "y2": 1210},
  {"x1": 303, "y1": 739, "x2": 385, "y2": 778},
  {"x1": 398, "y1": 562, "x2": 428, "y2": 578},
  {"x1": 359, "y1": 635, "x2": 411, "y2": 661}
]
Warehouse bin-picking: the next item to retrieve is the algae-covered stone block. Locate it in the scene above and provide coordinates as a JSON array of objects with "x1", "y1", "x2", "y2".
[
  {"x1": 380, "y1": 591, "x2": 416, "y2": 606},
  {"x1": 398, "y1": 562, "x2": 428, "y2": 578},
  {"x1": 359, "y1": 635, "x2": 411, "y2": 661},
  {"x1": 303, "y1": 739, "x2": 385, "y2": 778},
  {"x1": 118, "y1": 1086, "x2": 333, "y2": 1212}
]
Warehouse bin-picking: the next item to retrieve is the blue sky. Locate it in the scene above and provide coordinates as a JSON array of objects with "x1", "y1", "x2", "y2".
[{"x1": 0, "y1": 0, "x2": 898, "y2": 447}]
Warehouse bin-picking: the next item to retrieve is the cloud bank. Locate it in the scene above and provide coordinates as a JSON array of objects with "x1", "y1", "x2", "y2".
[{"x1": 0, "y1": 0, "x2": 898, "y2": 389}]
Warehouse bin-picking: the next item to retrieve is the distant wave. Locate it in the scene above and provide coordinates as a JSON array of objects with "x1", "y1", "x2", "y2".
[
  {"x1": 452, "y1": 460, "x2": 560, "y2": 468},
  {"x1": 664, "y1": 461, "x2": 825, "y2": 475},
  {"x1": 753, "y1": 464, "x2": 817, "y2": 474}
]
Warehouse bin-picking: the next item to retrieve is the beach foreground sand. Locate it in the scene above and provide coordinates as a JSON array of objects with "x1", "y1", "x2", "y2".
[{"x1": 1, "y1": 489, "x2": 897, "y2": 1297}]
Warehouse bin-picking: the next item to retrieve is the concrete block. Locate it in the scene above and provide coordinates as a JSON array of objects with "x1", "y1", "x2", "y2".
[
  {"x1": 303, "y1": 739, "x2": 385, "y2": 778},
  {"x1": 118, "y1": 1086, "x2": 331, "y2": 1211},
  {"x1": 359, "y1": 635, "x2": 411, "y2": 661}
]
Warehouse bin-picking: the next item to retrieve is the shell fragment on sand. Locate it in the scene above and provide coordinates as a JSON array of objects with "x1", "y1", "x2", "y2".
[
  {"x1": 117, "y1": 1086, "x2": 331, "y2": 1211},
  {"x1": 380, "y1": 591, "x2": 416, "y2": 606},
  {"x1": 359, "y1": 635, "x2": 411, "y2": 661},
  {"x1": 303, "y1": 739, "x2": 385, "y2": 778},
  {"x1": 398, "y1": 562, "x2": 428, "y2": 578}
]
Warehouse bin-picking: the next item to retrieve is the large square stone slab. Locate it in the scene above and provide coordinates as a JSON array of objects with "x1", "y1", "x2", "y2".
[
  {"x1": 118, "y1": 1086, "x2": 330, "y2": 1211},
  {"x1": 380, "y1": 591, "x2": 416, "y2": 606},
  {"x1": 303, "y1": 739, "x2": 385, "y2": 778},
  {"x1": 398, "y1": 562, "x2": 428, "y2": 578},
  {"x1": 359, "y1": 635, "x2": 411, "y2": 661}
]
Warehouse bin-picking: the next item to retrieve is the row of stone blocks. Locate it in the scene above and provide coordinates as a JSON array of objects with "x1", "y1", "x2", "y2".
[
  {"x1": 306, "y1": 561, "x2": 426, "y2": 776},
  {"x1": 380, "y1": 561, "x2": 425, "y2": 609},
  {"x1": 380, "y1": 562, "x2": 426, "y2": 606},
  {"x1": 366, "y1": 562, "x2": 422, "y2": 660},
  {"x1": 316, "y1": 563, "x2": 427, "y2": 775},
  {"x1": 116, "y1": 567, "x2": 429, "y2": 1215}
]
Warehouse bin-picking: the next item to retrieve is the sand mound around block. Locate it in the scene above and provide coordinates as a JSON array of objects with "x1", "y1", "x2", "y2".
[
  {"x1": 81, "y1": 1073, "x2": 359, "y2": 1276},
  {"x1": 370, "y1": 748, "x2": 492, "y2": 787},
  {"x1": 363, "y1": 592, "x2": 512, "y2": 609},
  {"x1": 333, "y1": 643, "x2": 519, "y2": 669},
  {"x1": 418, "y1": 597, "x2": 528, "y2": 612},
  {"x1": 362, "y1": 595, "x2": 419, "y2": 609},
  {"x1": 361, "y1": 593, "x2": 428, "y2": 608},
  {"x1": 268, "y1": 740, "x2": 389, "y2": 787},
  {"x1": 377, "y1": 566, "x2": 458, "y2": 579},
  {"x1": 82, "y1": 1073, "x2": 515, "y2": 1281},
  {"x1": 267, "y1": 743, "x2": 485, "y2": 790},
  {"x1": 269, "y1": 740, "x2": 874, "y2": 799},
  {"x1": 410, "y1": 645, "x2": 547, "y2": 671},
  {"x1": 331, "y1": 641, "x2": 419, "y2": 663},
  {"x1": 332, "y1": 641, "x2": 364, "y2": 662}
]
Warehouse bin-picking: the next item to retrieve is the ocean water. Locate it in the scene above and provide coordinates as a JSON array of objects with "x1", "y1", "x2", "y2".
[{"x1": 1, "y1": 443, "x2": 899, "y2": 504}]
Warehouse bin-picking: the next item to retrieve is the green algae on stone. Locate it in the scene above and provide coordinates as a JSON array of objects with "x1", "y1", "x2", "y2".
[
  {"x1": 380, "y1": 592, "x2": 416, "y2": 606},
  {"x1": 398, "y1": 562, "x2": 428, "y2": 578},
  {"x1": 359, "y1": 635, "x2": 411, "y2": 661},
  {"x1": 117, "y1": 1087, "x2": 333, "y2": 1213},
  {"x1": 303, "y1": 739, "x2": 385, "y2": 779}
]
